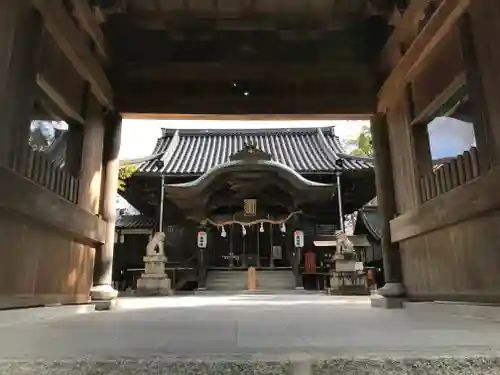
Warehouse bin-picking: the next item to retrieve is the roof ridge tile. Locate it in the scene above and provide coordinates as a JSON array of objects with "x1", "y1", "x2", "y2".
[{"x1": 160, "y1": 127, "x2": 328, "y2": 136}]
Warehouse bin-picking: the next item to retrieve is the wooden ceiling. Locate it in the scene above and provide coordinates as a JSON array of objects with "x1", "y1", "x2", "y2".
[
  {"x1": 93, "y1": 0, "x2": 403, "y2": 115},
  {"x1": 100, "y1": 0, "x2": 370, "y2": 32}
]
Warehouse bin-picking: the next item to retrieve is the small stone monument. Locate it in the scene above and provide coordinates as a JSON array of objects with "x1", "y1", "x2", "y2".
[{"x1": 136, "y1": 232, "x2": 172, "y2": 296}]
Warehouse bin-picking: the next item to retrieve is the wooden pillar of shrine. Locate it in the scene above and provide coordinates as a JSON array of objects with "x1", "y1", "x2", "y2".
[
  {"x1": 370, "y1": 114, "x2": 405, "y2": 301},
  {"x1": 90, "y1": 111, "x2": 122, "y2": 309},
  {"x1": 458, "y1": 13, "x2": 493, "y2": 173},
  {"x1": 0, "y1": 2, "x2": 41, "y2": 169},
  {"x1": 78, "y1": 95, "x2": 105, "y2": 214}
]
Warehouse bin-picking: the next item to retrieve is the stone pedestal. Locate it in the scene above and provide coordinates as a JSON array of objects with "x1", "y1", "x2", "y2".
[
  {"x1": 329, "y1": 251, "x2": 369, "y2": 295},
  {"x1": 136, "y1": 254, "x2": 172, "y2": 296}
]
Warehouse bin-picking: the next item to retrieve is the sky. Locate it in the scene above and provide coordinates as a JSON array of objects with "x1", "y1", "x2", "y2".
[
  {"x1": 119, "y1": 117, "x2": 476, "y2": 161},
  {"x1": 119, "y1": 119, "x2": 367, "y2": 159},
  {"x1": 427, "y1": 117, "x2": 476, "y2": 160}
]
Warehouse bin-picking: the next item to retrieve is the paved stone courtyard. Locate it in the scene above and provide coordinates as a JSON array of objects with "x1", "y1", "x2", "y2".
[{"x1": 2, "y1": 294, "x2": 500, "y2": 374}]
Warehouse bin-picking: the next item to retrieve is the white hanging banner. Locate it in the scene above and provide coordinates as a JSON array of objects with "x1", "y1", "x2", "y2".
[
  {"x1": 197, "y1": 231, "x2": 207, "y2": 248},
  {"x1": 294, "y1": 230, "x2": 304, "y2": 248}
]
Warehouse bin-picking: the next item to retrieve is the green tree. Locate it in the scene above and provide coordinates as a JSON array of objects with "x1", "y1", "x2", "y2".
[
  {"x1": 118, "y1": 163, "x2": 136, "y2": 192},
  {"x1": 346, "y1": 125, "x2": 373, "y2": 157}
]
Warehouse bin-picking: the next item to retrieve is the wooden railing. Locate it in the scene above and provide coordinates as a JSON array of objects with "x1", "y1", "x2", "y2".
[
  {"x1": 420, "y1": 147, "x2": 479, "y2": 203},
  {"x1": 24, "y1": 146, "x2": 80, "y2": 204}
]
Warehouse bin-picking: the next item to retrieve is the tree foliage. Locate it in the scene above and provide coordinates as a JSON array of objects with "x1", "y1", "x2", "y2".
[
  {"x1": 118, "y1": 163, "x2": 136, "y2": 192},
  {"x1": 346, "y1": 125, "x2": 373, "y2": 157}
]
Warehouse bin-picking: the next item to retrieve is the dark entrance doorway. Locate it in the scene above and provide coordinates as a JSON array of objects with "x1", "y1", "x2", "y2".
[
  {"x1": 209, "y1": 222, "x2": 292, "y2": 270},
  {"x1": 211, "y1": 226, "x2": 229, "y2": 268}
]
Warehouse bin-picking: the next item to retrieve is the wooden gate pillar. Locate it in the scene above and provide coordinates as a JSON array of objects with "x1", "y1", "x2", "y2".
[
  {"x1": 78, "y1": 95, "x2": 105, "y2": 214},
  {"x1": 0, "y1": 3, "x2": 41, "y2": 169},
  {"x1": 370, "y1": 114, "x2": 405, "y2": 298},
  {"x1": 90, "y1": 111, "x2": 122, "y2": 310}
]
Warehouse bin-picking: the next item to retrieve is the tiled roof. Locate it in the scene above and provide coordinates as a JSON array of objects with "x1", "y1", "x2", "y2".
[
  {"x1": 138, "y1": 127, "x2": 372, "y2": 176},
  {"x1": 354, "y1": 197, "x2": 381, "y2": 241},
  {"x1": 365, "y1": 197, "x2": 378, "y2": 207},
  {"x1": 356, "y1": 206, "x2": 382, "y2": 241},
  {"x1": 116, "y1": 215, "x2": 155, "y2": 229}
]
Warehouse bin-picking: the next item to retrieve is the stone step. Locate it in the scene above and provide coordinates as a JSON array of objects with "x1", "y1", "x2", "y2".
[
  {"x1": 207, "y1": 270, "x2": 296, "y2": 291},
  {"x1": 257, "y1": 270, "x2": 295, "y2": 290},
  {"x1": 257, "y1": 272, "x2": 294, "y2": 276},
  {"x1": 206, "y1": 271, "x2": 248, "y2": 291}
]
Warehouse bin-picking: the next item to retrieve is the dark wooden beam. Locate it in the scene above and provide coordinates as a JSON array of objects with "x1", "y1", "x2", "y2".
[
  {"x1": 124, "y1": 62, "x2": 375, "y2": 83},
  {"x1": 117, "y1": 94, "x2": 376, "y2": 115},
  {"x1": 126, "y1": 14, "x2": 341, "y2": 32},
  {"x1": 123, "y1": 113, "x2": 370, "y2": 120},
  {"x1": 378, "y1": 0, "x2": 470, "y2": 112},
  {"x1": 36, "y1": 75, "x2": 85, "y2": 123},
  {"x1": 104, "y1": 25, "x2": 359, "y2": 64},
  {"x1": 119, "y1": 80, "x2": 369, "y2": 99},
  {"x1": 113, "y1": 6, "x2": 350, "y2": 30},
  {"x1": 117, "y1": 70, "x2": 374, "y2": 100},
  {"x1": 458, "y1": 12, "x2": 493, "y2": 174},
  {"x1": 0, "y1": 166, "x2": 106, "y2": 245},
  {"x1": 380, "y1": 0, "x2": 428, "y2": 52},
  {"x1": 0, "y1": 2, "x2": 42, "y2": 169},
  {"x1": 33, "y1": 0, "x2": 113, "y2": 108},
  {"x1": 390, "y1": 165, "x2": 500, "y2": 243},
  {"x1": 71, "y1": 0, "x2": 108, "y2": 61}
]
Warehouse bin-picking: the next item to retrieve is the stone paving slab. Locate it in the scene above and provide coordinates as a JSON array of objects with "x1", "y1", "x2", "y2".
[
  {"x1": 0, "y1": 304, "x2": 93, "y2": 327},
  {"x1": 2, "y1": 357, "x2": 500, "y2": 375},
  {"x1": 2, "y1": 295, "x2": 500, "y2": 374}
]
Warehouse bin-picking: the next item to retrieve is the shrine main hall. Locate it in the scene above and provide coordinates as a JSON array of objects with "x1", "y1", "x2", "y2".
[
  {"x1": 116, "y1": 126, "x2": 374, "y2": 291},
  {"x1": 1, "y1": 0, "x2": 500, "y2": 309}
]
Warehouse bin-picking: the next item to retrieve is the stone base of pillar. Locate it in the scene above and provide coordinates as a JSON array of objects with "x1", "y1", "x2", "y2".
[
  {"x1": 90, "y1": 284, "x2": 119, "y2": 300},
  {"x1": 370, "y1": 293, "x2": 406, "y2": 309},
  {"x1": 371, "y1": 282, "x2": 406, "y2": 309},
  {"x1": 136, "y1": 254, "x2": 172, "y2": 296},
  {"x1": 94, "y1": 299, "x2": 119, "y2": 311},
  {"x1": 90, "y1": 284, "x2": 118, "y2": 311},
  {"x1": 378, "y1": 282, "x2": 406, "y2": 298}
]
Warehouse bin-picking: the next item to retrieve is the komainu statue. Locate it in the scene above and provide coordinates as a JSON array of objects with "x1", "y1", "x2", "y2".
[
  {"x1": 335, "y1": 230, "x2": 355, "y2": 254},
  {"x1": 329, "y1": 231, "x2": 368, "y2": 295},
  {"x1": 146, "y1": 232, "x2": 165, "y2": 257},
  {"x1": 137, "y1": 231, "x2": 172, "y2": 296}
]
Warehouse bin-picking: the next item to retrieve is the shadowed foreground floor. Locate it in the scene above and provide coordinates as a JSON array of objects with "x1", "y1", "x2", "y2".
[{"x1": 1, "y1": 294, "x2": 500, "y2": 374}]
